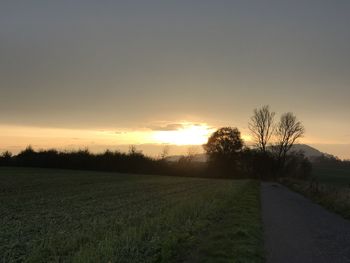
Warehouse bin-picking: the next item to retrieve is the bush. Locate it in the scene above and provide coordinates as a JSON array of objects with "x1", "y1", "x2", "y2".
[
  {"x1": 241, "y1": 149, "x2": 277, "y2": 180},
  {"x1": 284, "y1": 152, "x2": 312, "y2": 179}
]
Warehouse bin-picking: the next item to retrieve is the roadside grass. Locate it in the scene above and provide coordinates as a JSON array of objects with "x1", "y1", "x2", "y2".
[
  {"x1": 0, "y1": 167, "x2": 264, "y2": 263},
  {"x1": 282, "y1": 177, "x2": 350, "y2": 220}
]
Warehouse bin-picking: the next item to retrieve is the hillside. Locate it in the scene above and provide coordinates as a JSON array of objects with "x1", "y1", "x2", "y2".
[{"x1": 290, "y1": 144, "x2": 325, "y2": 158}]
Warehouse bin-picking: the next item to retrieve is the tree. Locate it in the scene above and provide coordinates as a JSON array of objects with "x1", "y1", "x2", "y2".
[
  {"x1": 128, "y1": 145, "x2": 143, "y2": 156},
  {"x1": 180, "y1": 146, "x2": 198, "y2": 163},
  {"x1": 248, "y1": 105, "x2": 275, "y2": 153},
  {"x1": 203, "y1": 127, "x2": 244, "y2": 164},
  {"x1": 0, "y1": 151, "x2": 12, "y2": 166},
  {"x1": 159, "y1": 145, "x2": 170, "y2": 160},
  {"x1": 274, "y1": 112, "x2": 305, "y2": 172}
]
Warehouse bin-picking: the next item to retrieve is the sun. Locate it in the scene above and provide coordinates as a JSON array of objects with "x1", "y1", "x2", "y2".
[{"x1": 153, "y1": 124, "x2": 214, "y2": 145}]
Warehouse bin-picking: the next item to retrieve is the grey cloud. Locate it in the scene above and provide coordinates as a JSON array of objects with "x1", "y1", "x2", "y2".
[{"x1": 148, "y1": 123, "x2": 185, "y2": 131}]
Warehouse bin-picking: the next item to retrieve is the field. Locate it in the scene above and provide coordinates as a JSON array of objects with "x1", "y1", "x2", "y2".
[
  {"x1": 312, "y1": 165, "x2": 350, "y2": 186},
  {"x1": 0, "y1": 167, "x2": 264, "y2": 263}
]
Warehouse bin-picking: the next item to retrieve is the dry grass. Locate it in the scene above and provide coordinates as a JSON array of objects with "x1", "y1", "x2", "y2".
[{"x1": 282, "y1": 178, "x2": 350, "y2": 220}]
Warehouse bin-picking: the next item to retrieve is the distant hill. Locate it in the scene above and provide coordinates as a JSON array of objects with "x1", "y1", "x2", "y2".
[
  {"x1": 289, "y1": 144, "x2": 324, "y2": 158},
  {"x1": 166, "y1": 144, "x2": 330, "y2": 163},
  {"x1": 265, "y1": 144, "x2": 329, "y2": 159}
]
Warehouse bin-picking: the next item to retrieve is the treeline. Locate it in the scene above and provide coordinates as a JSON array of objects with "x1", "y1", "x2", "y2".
[
  {"x1": 201, "y1": 105, "x2": 313, "y2": 179},
  {"x1": 0, "y1": 146, "x2": 168, "y2": 175},
  {"x1": 0, "y1": 146, "x2": 311, "y2": 179},
  {"x1": 0, "y1": 146, "x2": 211, "y2": 177},
  {"x1": 312, "y1": 154, "x2": 350, "y2": 169},
  {"x1": 242, "y1": 148, "x2": 312, "y2": 179},
  {"x1": 202, "y1": 129, "x2": 312, "y2": 180}
]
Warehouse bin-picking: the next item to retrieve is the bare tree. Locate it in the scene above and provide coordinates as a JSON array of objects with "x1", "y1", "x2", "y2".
[
  {"x1": 248, "y1": 105, "x2": 275, "y2": 153},
  {"x1": 160, "y1": 145, "x2": 170, "y2": 160},
  {"x1": 185, "y1": 146, "x2": 199, "y2": 163},
  {"x1": 275, "y1": 112, "x2": 305, "y2": 164},
  {"x1": 179, "y1": 146, "x2": 198, "y2": 163},
  {"x1": 128, "y1": 145, "x2": 142, "y2": 156}
]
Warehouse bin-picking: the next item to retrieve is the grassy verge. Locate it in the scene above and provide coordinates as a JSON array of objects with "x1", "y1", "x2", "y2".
[
  {"x1": 281, "y1": 178, "x2": 350, "y2": 220},
  {"x1": 1, "y1": 167, "x2": 264, "y2": 263}
]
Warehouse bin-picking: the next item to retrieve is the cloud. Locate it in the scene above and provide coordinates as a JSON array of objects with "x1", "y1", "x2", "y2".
[
  {"x1": 147, "y1": 121, "x2": 215, "y2": 132},
  {"x1": 147, "y1": 123, "x2": 185, "y2": 131}
]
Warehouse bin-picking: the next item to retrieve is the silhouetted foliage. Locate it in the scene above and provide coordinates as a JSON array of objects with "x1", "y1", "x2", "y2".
[
  {"x1": 0, "y1": 151, "x2": 12, "y2": 166},
  {"x1": 203, "y1": 127, "x2": 244, "y2": 177},
  {"x1": 241, "y1": 148, "x2": 277, "y2": 179},
  {"x1": 312, "y1": 154, "x2": 350, "y2": 170},
  {"x1": 0, "y1": 147, "x2": 168, "y2": 175},
  {"x1": 240, "y1": 148, "x2": 312, "y2": 180},
  {"x1": 283, "y1": 152, "x2": 312, "y2": 179}
]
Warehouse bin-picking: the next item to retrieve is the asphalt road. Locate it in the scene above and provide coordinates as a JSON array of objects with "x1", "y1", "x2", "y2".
[{"x1": 261, "y1": 182, "x2": 350, "y2": 263}]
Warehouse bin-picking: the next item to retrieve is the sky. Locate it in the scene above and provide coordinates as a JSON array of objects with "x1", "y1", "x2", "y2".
[{"x1": 1, "y1": 1, "x2": 349, "y2": 159}]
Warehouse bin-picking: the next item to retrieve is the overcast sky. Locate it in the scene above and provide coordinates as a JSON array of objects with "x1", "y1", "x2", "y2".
[{"x1": 1, "y1": 1, "x2": 349, "y2": 158}]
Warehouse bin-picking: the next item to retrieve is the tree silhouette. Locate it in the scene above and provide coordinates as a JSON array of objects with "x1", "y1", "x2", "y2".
[
  {"x1": 274, "y1": 112, "x2": 305, "y2": 174},
  {"x1": 204, "y1": 127, "x2": 244, "y2": 176},
  {"x1": 160, "y1": 145, "x2": 170, "y2": 160},
  {"x1": 248, "y1": 105, "x2": 275, "y2": 153}
]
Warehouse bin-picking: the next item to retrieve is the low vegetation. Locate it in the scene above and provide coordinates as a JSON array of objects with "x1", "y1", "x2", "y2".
[
  {"x1": 0, "y1": 167, "x2": 264, "y2": 263},
  {"x1": 0, "y1": 146, "x2": 165, "y2": 175},
  {"x1": 311, "y1": 159, "x2": 350, "y2": 186},
  {"x1": 282, "y1": 164, "x2": 350, "y2": 220}
]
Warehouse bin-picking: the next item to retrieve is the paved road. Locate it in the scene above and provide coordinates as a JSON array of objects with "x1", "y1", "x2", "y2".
[{"x1": 261, "y1": 182, "x2": 350, "y2": 263}]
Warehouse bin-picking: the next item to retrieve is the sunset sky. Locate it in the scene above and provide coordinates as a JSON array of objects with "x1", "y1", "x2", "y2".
[{"x1": 1, "y1": 1, "x2": 349, "y2": 159}]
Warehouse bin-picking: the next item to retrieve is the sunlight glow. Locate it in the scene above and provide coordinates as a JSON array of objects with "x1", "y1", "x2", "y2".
[
  {"x1": 152, "y1": 124, "x2": 214, "y2": 145},
  {"x1": 242, "y1": 134, "x2": 252, "y2": 142},
  {"x1": 0, "y1": 123, "x2": 255, "y2": 156}
]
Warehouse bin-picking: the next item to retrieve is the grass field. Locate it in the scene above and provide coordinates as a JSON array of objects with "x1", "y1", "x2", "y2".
[
  {"x1": 0, "y1": 167, "x2": 264, "y2": 263},
  {"x1": 312, "y1": 166, "x2": 350, "y2": 186}
]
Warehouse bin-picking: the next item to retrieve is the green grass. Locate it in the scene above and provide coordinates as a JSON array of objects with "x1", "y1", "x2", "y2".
[
  {"x1": 183, "y1": 182, "x2": 264, "y2": 263},
  {"x1": 0, "y1": 167, "x2": 264, "y2": 263},
  {"x1": 312, "y1": 166, "x2": 350, "y2": 186}
]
